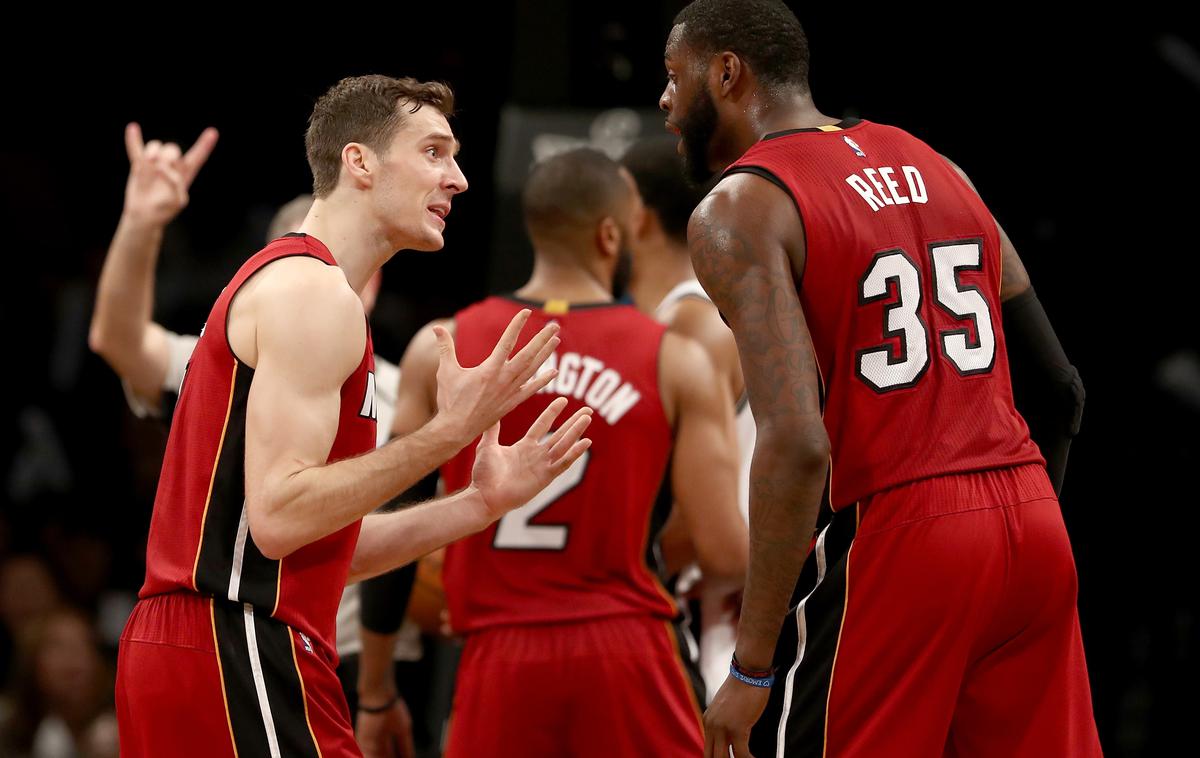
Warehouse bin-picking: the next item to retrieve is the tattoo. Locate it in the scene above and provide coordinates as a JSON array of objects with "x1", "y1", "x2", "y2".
[{"x1": 688, "y1": 197, "x2": 830, "y2": 662}]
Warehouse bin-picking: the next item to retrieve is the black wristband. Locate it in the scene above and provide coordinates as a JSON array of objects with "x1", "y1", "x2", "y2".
[{"x1": 358, "y1": 695, "x2": 398, "y2": 714}]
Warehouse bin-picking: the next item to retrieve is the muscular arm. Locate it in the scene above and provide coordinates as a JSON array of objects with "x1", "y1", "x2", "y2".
[
  {"x1": 660, "y1": 332, "x2": 747, "y2": 590},
  {"x1": 348, "y1": 321, "x2": 449, "y2": 582},
  {"x1": 667, "y1": 297, "x2": 745, "y2": 402},
  {"x1": 357, "y1": 321, "x2": 452, "y2": 734},
  {"x1": 241, "y1": 259, "x2": 567, "y2": 562},
  {"x1": 239, "y1": 260, "x2": 464, "y2": 560},
  {"x1": 688, "y1": 174, "x2": 830, "y2": 670}
]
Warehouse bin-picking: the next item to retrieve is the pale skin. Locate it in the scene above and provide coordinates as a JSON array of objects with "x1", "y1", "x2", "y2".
[
  {"x1": 355, "y1": 175, "x2": 748, "y2": 757},
  {"x1": 663, "y1": 24, "x2": 1042, "y2": 758},
  {"x1": 228, "y1": 104, "x2": 595, "y2": 576},
  {"x1": 88, "y1": 123, "x2": 219, "y2": 403}
]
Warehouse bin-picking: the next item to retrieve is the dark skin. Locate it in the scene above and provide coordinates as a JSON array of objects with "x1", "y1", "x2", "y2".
[{"x1": 661, "y1": 23, "x2": 1038, "y2": 758}]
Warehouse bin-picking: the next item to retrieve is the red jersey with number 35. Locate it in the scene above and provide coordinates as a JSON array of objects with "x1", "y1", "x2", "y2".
[
  {"x1": 725, "y1": 120, "x2": 1043, "y2": 510},
  {"x1": 440, "y1": 296, "x2": 677, "y2": 633}
]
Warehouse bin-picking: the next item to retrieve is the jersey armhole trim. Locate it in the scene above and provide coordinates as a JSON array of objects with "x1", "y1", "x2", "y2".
[
  {"x1": 222, "y1": 252, "x2": 335, "y2": 367},
  {"x1": 721, "y1": 165, "x2": 811, "y2": 285}
]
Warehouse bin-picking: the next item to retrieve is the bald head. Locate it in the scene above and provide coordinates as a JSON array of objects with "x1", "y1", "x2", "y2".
[{"x1": 522, "y1": 148, "x2": 635, "y2": 250}]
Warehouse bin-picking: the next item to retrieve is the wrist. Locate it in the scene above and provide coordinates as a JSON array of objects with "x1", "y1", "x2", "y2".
[
  {"x1": 729, "y1": 655, "x2": 775, "y2": 688},
  {"x1": 732, "y1": 643, "x2": 775, "y2": 673},
  {"x1": 424, "y1": 412, "x2": 469, "y2": 454},
  {"x1": 357, "y1": 694, "x2": 398, "y2": 713},
  {"x1": 119, "y1": 209, "x2": 167, "y2": 235},
  {"x1": 356, "y1": 680, "x2": 397, "y2": 703},
  {"x1": 457, "y1": 486, "x2": 495, "y2": 532}
]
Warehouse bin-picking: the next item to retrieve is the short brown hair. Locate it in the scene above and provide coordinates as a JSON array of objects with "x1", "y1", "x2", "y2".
[{"x1": 305, "y1": 75, "x2": 455, "y2": 198}]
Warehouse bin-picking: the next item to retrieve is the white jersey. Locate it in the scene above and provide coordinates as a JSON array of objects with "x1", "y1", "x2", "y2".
[{"x1": 129, "y1": 343, "x2": 422, "y2": 661}]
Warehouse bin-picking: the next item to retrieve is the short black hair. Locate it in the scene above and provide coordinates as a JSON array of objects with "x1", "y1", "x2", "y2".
[
  {"x1": 673, "y1": 0, "x2": 810, "y2": 91},
  {"x1": 522, "y1": 148, "x2": 630, "y2": 241},
  {"x1": 621, "y1": 137, "x2": 705, "y2": 245}
]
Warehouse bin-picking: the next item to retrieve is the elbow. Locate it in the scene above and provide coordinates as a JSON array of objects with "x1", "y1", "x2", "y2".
[
  {"x1": 759, "y1": 421, "x2": 829, "y2": 474},
  {"x1": 246, "y1": 500, "x2": 294, "y2": 561},
  {"x1": 701, "y1": 541, "x2": 748, "y2": 586},
  {"x1": 88, "y1": 322, "x2": 111, "y2": 360}
]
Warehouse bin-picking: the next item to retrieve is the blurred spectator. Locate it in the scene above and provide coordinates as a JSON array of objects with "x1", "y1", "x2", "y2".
[{"x1": 1, "y1": 608, "x2": 117, "y2": 758}]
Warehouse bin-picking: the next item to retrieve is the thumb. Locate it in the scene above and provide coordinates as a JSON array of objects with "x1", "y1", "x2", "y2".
[
  {"x1": 432, "y1": 325, "x2": 458, "y2": 366},
  {"x1": 480, "y1": 421, "x2": 501, "y2": 448}
]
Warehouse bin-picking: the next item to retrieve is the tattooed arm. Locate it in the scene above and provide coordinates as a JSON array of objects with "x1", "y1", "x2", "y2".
[{"x1": 690, "y1": 171, "x2": 830, "y2": 756}]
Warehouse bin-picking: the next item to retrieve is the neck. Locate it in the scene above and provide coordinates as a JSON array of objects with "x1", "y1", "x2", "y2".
[
  {"x1": 629, "y1": 238, "x2": 695, "y2": 315},
  {"x1": 515, "y1": 251, "x2": 613, "y2": 304},
  {"x1": 729, "y1": 88, "x2": 838, "y2": 159},
  {"x1": 297, "y1": 193, "x2": 393, "y2": 295}
]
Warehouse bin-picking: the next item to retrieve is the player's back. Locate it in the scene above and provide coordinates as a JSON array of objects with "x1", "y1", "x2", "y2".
[
  {"x1": 726, "y1": 120, "x2": 1042, "y2": 508},
  {"x1": 440, "y1": 296, "x2": 677, "y2": 633}
]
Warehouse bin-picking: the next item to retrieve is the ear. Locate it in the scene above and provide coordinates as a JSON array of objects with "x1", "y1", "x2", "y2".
[
  {"x1": 715, "y1": 51, "x2": 744, "y2": 97},
  {"x1": 341, "y1": 142, "x2": 373, "y2": 189},
  {"x1": 596, "y1": 216, "x2": 621, "y2": 259},
  {"x1": 636, "y1": 205, "x2": 661, "y2": 242}
]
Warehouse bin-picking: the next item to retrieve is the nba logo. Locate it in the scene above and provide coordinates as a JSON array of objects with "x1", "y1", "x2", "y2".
[
  {"x1": 844, "y1": 136, "x2": 866, "y2": 158},
  {"x1": 299, "y1": 632, "x2": 313, "y2": 654}
]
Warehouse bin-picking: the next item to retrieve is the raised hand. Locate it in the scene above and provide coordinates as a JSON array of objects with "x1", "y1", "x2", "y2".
[
  {"x1": 122, "y1": 122, "x2": 219, "y2": 227},
  {"x1": 471, "y1": 397, "x2": 593, "y2": 519},
  {"x1": 432, "y1": 310, "x2": 561, "y2": 443}
]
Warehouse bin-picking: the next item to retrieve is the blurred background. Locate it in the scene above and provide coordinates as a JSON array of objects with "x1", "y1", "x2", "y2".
[{"x1": 0, "y1": 4, "x2": 1193, "y2": 755}]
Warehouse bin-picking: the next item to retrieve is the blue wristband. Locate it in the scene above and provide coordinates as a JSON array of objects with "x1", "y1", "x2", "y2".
[{"x1": 729, "y1": 663, "x2": 774, "y2": 688}]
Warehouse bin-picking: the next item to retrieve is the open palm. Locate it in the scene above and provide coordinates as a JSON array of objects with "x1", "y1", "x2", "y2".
[{"x1": 472, "y1": 397, "x2": 593, "y2": 519}]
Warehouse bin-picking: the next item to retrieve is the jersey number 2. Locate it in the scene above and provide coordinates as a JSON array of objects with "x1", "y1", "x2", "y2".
[
  {"x1": 856, "y1": 240, "x2": 996, "y2": 393},
  {"x1": 492, "y1": 449, "x2": 591, "y2": 550}
]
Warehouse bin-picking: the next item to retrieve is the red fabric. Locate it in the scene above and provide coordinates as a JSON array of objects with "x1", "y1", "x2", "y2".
[
  {"x1": 441, "y1": 297, "x2": 677, "y2": 632},
  {"x1": 139, "y1": 233, "x2": 375, "y2": 654},
  {"x1": 445, "y1": 615, "x2": 703, "y2": 758},
  {"x1": 728, "y1": 122, "x2": 1043, "y2": 509},
  {"x1": 823, "y1": 465, "x2": 1100, "y2": 756},
  {"x1": 116, "y1": 592, "x2": 361, "y2": 757}
]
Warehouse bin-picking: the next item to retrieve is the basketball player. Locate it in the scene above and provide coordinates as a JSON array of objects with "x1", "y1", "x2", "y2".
[
  {"x1": 111, "y1": 75, "x2": 592, "y2": 757},
  {"x1": 623, "y1": 137, "x2": 753, "y2": 701},
  {"x1": 88, "y1": 128, "x2": 429, "y2": 755},
  {"x1": 660, "y1": 2, "x2": 1100, "y2": 756},
  {"x1": 358, "y1": 148, "x2": 748, "y2": 757}
]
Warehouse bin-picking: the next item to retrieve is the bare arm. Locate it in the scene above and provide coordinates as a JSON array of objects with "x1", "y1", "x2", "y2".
[
  {"x1": 660, "y1": 332, "x2": 747, "y2": 589},
  {"x1": 689, "y1": 174, "x2": 830, "y2": 672},
  {"x1": 349, "y1": 320, "x2": 453, "y2": 582},
  {"x1": 356, "y1": 321, "x2": 446, "y2": 754},
  {"x1": 667, "y1": 297, "x2": 745, "y2": 401},
  {"x1": 89, "y1": 124, "x2": 218, "y2": 405},
  {"x1": 240, "y1": 260, "x2": 564, "y2": 560}
]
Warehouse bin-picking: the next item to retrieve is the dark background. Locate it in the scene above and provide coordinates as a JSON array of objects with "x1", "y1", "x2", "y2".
[{"x1": 1, "y1": 4, "x2": 1193, "y2": 754}]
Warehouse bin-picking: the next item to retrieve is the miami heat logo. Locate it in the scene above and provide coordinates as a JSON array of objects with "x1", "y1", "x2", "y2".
[
  {"x1": 844, "y1": 136, "x2": 867, "y2": 158},
  {"x1": 359, "y1": 371, "x2": 377, "y2": 420}
]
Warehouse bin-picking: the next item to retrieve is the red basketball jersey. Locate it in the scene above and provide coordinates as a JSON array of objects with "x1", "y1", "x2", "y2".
[
  {"x1": 139, "y1": 233, "x2": 377, "y2": 654},
  {"x1": 440, "y1": 296, "x2": 677, "y2": 633},
  {"x1": 726, "y1": 120, "x2": 1042, "y2": 509}
]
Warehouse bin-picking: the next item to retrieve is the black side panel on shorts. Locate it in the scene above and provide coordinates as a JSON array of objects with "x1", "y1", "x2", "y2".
[
  {"x1": 212, "y1": 600, "x2": 320, "y2": 758},
  {"x1": 776, "y1": 503, "x2": 858, "y2": 758}
]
